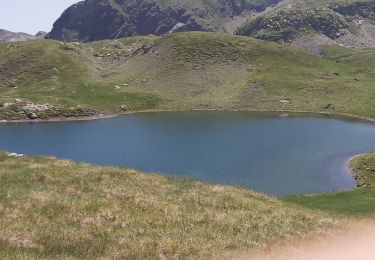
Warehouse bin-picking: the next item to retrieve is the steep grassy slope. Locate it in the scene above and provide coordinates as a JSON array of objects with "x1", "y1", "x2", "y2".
[
  {"x1": 285, "y1": 153, "x2": 375, "y2": 216},
  {"x1": 236, "y1": 0, "x2": 375, "y2": 50},
  {"x1": 47, "y1": 0, "x2": 281, "y2": 42},
  {"x1": 0, "y1": 152, "x2": 341, "y2": 258},
  {"x1": 1, "y1": 32, "x2": 375, "y2": 120}
]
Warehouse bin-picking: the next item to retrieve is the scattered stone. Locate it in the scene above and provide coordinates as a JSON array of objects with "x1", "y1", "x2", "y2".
[
  {"x1": 324, "y1": 103, "x2": 335, "y2": 110},
  {"x1": 2, "y1": 103, "x2": 13, "y2": 108},
  {"x1": 120, "y1": 105, "x2": 128, "y2": 111},
  {"x1": 279, "y1": 99, "x2": 290, "y2": 104},
  {"x1": 354, "y1": 77, "x2": 360, "y2": 81},
  {"x1": 14, "y1": 98, "x2": 23, "y2": 103},
  {"x1": 22, "y1": 103, "x2": 54, "y2": 112},
  {"x1": 26, "y1": 112, "x2": 39, "y2": 119},
  {"x1": 357, "y1": 183, "x2": 368, "y2": 188},
  {"x1": 114, "y1": 85, "x2": 121, "y2": 90},
  {"x1": 123, "y1": 83, "x2": 128, "y2": 86}
]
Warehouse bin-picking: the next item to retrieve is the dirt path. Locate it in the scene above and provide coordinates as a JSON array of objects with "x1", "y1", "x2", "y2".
[{"x1": 232, "y1": 220, "x2": 375, "y2": 260}]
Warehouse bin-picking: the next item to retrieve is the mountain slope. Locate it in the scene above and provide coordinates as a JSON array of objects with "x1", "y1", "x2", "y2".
[
  {"x1": 0, "y1": 29, "x2": 37, "y2": 42},
  {"x1": 236, "y1": 0, "x2": 375, "y2": 52},
  {"x1": 47, "y1": 0, "x2": 282, "y2": 42},
  {"x1": 1, "y1": 32, "x2": 375, "y2": 121}
]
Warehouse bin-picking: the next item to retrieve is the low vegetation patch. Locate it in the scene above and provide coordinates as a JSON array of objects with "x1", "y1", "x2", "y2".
[{"x1": 0, "y1": 152, "x2": 341, "y2": 259}]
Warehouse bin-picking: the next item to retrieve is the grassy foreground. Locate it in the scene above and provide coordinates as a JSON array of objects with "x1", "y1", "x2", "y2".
[
  {"x1": 285, "y1": 153, "x2": 375, "y2": 216},
  {"x1": 1, "y1": 32, "x2": 375, "y2": 120},
  {"x1": 0, "y1": 152, "x2": 340, "y2": 259}
]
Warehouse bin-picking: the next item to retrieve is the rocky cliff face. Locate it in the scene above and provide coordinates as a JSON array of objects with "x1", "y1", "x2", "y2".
[
  {"x1": 47, "y1": 0, "x2": 282, "y2": 42},
  {"x1": 331, "y1": 1, "x2": 375, "y2": 18},
  {"x1": 236, "y1": 0, "x2": 375, "y2": 50}
]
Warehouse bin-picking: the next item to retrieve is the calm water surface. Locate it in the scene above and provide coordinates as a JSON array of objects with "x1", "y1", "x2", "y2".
[{"x1": 0, "y1": 112, "x2": 374, "y2": 196}]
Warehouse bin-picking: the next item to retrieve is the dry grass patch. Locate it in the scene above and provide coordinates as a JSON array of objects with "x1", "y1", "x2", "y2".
[{"x1": 0, "y1": 152, "x2": 343, "y2": 259}]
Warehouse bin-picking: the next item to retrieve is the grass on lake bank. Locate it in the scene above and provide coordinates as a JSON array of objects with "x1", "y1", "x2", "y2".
[
  {"x1": 0, "y1": 152, "x2": 341, "y2": 259},
  {"x1": 285, "y1": 153, "x2": 375, "y2": 216}
]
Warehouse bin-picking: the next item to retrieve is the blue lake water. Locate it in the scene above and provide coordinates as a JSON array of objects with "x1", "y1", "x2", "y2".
[{"x1": 0, "y1": 112, "x2": 374, "y2": 196}]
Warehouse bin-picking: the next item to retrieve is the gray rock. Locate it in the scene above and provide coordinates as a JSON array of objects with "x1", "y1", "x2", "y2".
[
  {"x1": 324, "y1": 103, "x2": 335, "y2": 110},
  {"x1": 120, "y1": 105, "x2": 128, "y2": 111},
  {"x1": 27, "y1": 112, "x2": 39, "y2": 119}
]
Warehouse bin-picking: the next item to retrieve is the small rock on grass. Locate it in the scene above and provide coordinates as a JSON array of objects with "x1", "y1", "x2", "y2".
[
  {"x1": 279, "y1": 99, "x2": 290, "y2": 104},
  {"x1": 120, "y1": 105, "x2": 128, "y2": 111}
]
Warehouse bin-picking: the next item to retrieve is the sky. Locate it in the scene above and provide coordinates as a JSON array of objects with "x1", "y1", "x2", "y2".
[{"x1": 0, "y1": 0, "x2": 82, "y2": 35}]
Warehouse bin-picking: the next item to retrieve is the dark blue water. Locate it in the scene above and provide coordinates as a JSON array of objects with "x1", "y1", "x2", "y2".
[{"x1": 0, "y1": 112, "x2": 374, "y2": 196}]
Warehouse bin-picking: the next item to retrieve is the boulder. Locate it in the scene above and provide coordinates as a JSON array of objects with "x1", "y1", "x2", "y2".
[
  {"x1": 324, "y1": 103, "x2": 335, "y2": 110},
  {"x1": 279, "y1": 99, "x2": 290, "y2": 104},
  {"x1": 27, "y1": 112, "x2": 39, "y2": 119},
  {"x1": 120, "y1": 105, "x2": 128, "y2": 111}
]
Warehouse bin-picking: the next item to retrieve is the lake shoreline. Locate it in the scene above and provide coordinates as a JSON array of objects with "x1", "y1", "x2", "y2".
[
  {"x1": 1, "y1": 111, "x2": 373, "y2": 196},
  {"x1": 0, "y1": 108, "x2": 374, "y2": 124},
  {"x1": 346, "y1": 153, "x2": 371, "y2": 189}
]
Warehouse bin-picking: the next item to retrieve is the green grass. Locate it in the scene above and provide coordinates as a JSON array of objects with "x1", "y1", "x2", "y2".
[
  {"x1": 285, "y1": 153, "x2": 375, "y2": 216},
  {"x1": 1, "y1": 32, "x2": 375, "y2": 120},
  {"x1": 0, "y1": 152, "x2": 341, "y2": 259}
]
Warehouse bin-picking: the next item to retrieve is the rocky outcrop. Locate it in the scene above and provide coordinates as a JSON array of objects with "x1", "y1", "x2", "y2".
[
  {"x1": 236, "y1": 0, "x2": 375, "y2": 49},
  {"x1": 236, "y1": 8, "x2": 349, "y2": 42},
  {"x1": 0, "y1": 100, "x2": 101, "y2": 121},
  {"x1": 35, "y1": 31, "x2": 47, "y2": 39},
  {"x1": 47, "y1": 0, "x2": 282, "y2": 42}
]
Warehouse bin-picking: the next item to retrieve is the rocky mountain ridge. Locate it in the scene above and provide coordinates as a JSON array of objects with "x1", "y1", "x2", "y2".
[
  {"x1": 47, "y1": 0, "x2": 282, "y2": 42},
  {"x1": 236, "y1": 0, "x2": 375, "y2": 53}
]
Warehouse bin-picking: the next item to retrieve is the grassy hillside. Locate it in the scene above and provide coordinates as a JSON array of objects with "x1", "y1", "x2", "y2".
[
  {"x1": 1, "y1": 32, "x2": 375, "y2": 120},
  {"x1": 0, "y1": 152, "x2": 340, "y2": 259},
  {"x1": 285, "y1": 153, "x2": 375, "y2": 216}
]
